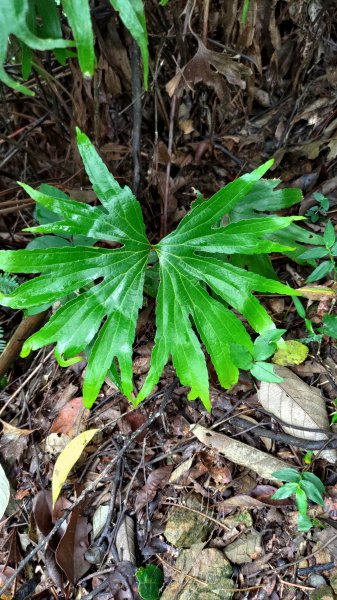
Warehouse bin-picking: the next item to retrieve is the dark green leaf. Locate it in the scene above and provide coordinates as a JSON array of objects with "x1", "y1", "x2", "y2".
[
  {"x1": 293, "y1": 296, "x2": 306, "y2": 320},
  {"x1": 297, "y1": 247, "x2": 329, "y2": 260},
  {"x1": 297, "y1": 514, "x2": 313, "y2": 532},
  {"x1": 313, "y1": 192, "x2": 329, "y2": 211},
  {"x1": 302, "y1": 472, "x2": 325, "y2": 494},
  {"x1": 324, "y1": 220, "x2": 336, "y2": 248},
  {"x1": 20, "y1": 42, "x2": 33, "y2": 80},
  {"x1": 136, "y1": 564, "x2": 164, "y2": 600},
  {"x1": 306, "y1": 260, "x2": 333, "y2": 283},
  {"x1": 295, "y1": 487, "x2": 307, "y2": 515},
  {"x1": 300, "y1": 481, "x2": 324, "y2": 506},
  {"x1": 322, "y1": 314, "x2": 337, "y2": 339},
  {"x1": 272, "y1": 468, "x2": 300, "y2": 483},
  {"x1": 271, "y1": 482, "x2": 298, "y2": 499},
  {"x1": 110, "y1": 0, "x2": 148, "y2": 89}
]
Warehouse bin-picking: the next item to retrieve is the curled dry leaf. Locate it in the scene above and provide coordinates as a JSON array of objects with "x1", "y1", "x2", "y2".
[
  {"x1": 190, "y1": 424, "x2": 291, "y2": 480},
  {"x1": 135, "y1": 465, "x2": 173, "y2": 512},
  {"x1": 166, "y1": 38, "x2": 251, "y2": 100},
  {"x1": 258, "y1": 366, "x2": 337, "y2": 463}
]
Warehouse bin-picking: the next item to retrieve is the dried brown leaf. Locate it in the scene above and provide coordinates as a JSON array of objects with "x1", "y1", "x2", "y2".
[
  {"x1": 190, "y1": 424, "x2": 291, "y2": 480},
  {"x1": 50, "y1": 397, "x2": 88, "y2": 437},
  {"x1": 258, "y1": 366, "x2": 337, "y2": 463},
  {"x1": 166, "y1": 39, "x2": 251, "y2": 99},
  {"x1": 55, "y1": 503, "x2": 91, "y2": 584},
  {"x1": 116, "y1": 515, "x2": 136, "y2": 564},
  {"x1": 135, "y1": 466, "x2": 172, "y2": 512}
]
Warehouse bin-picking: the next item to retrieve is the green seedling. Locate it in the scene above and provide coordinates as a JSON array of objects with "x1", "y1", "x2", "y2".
[
  {"x1": 305, "y1": 192, "x2": 330, "y2": 223},
  {"x1": 272, "y1": 468, "x2": 325, "y2": 532}
]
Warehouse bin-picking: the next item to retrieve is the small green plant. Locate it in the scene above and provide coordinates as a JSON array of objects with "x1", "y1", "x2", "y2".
[
  {"x1": 292, "y1": 295, "x2": 337, "y2": 343},
  {"x1": 298, "y1": 219, "x2": 337, "y2": 283},
  {"x1": 136, "y1": 564, "x2": 164, "y2": 600},
  {"x1": 305, "y1": 192, "x2": 330, "y2": 223},
  {"x1": 0, "y1": 131, "x2": 306, "y2": 410},
  {"x1": 272, "y1": 468, "x2": 325, "y2": 532}
]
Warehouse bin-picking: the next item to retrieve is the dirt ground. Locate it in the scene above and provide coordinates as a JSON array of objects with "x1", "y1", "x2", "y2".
[{"x1": 1, "y1": 1, "x2": 337, "y2": 598}]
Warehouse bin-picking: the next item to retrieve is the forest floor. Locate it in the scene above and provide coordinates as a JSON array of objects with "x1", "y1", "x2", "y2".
[{"x1": 1, "y1": 1, "x2": 337, "y2": 598}]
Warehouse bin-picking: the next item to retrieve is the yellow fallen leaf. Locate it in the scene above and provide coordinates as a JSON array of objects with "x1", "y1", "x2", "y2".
[
  {"x1": 297, "y1": 286, "x2": 336, "y2": 301},
  {"x1": 272, "y1": 340, "x2": 309, "y2": 366},
  {"x1": 52, "y1": 429, "x2": 99, "y2": 506}
]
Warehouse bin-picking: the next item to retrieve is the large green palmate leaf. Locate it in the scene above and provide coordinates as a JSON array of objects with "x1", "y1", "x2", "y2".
[
  {"x1": 0, "y1": 131, "x2": 301, "y2": 410},
  {"x1": 0, "y1": 0, "x2": 72, "y2": 95},
  {"x1": 228, "y1": 179, "x2": 324, "y2": 272}
]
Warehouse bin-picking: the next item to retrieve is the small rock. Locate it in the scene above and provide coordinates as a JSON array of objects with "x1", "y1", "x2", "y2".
[
  {"x1": 164, "y1": 495, "x2": 213, "y2": 548},
  {"x1": 161, "y1": 580, "x2": 234, "y2": 600},
  {"x1": 224, "y1": 530, "x2": 263, "y2": 565},
  {"x1": 176, "y1": 544, "x2": 233, "y2": 581},
  {"x1": 310, "y1": 585, "x2": 335, "y2": 600},
  {"x1": 308, "y1": 574, "x2": 326, "y2": 588},
  {"x1": 161, "y1": 544, "x2": 235, "y2": 600},
  {"x1": 223, "y1": 510, "x2": 253, "y2": 530}
]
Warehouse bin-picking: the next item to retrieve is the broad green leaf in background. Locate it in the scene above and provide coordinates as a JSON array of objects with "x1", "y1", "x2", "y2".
[
  {"x1": 0, "y1": 135, "x2": 302, "y2": 410},
  {"x1": 61, "y1": 0, "x2": 95, "y2": 76},
  {"x1": 228, "y1": 178, "x2": 323, "y2": 275},
  {"x1": 136, "y1": 564, "x2": 164, "y2": 600},
  {"x1": 0, "y1": 463, "x2": 10, "y2": 519},
  {"x1": 52, "y1": 429, "x2": 99, "y2": 505},
  {"x1": 0, "y1": 0, "x2": 73, "y2": 95},
  {"x1": 110, "y1": 0, "x2": 149, "y2": 89}
]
